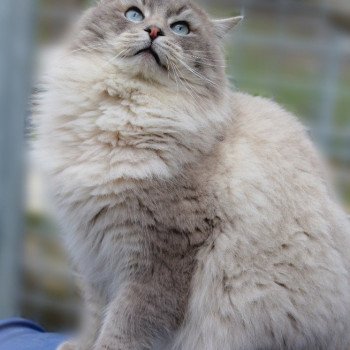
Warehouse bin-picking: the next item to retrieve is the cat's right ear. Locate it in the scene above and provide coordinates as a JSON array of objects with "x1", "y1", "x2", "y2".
[{"x1": 212, "y1": 16, "x2": 244, "y2": 39}]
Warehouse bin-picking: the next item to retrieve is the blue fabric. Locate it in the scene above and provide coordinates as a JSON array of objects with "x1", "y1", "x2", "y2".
[{"x1": 0, "y1": 318, "x2": 67, "y2": 350}]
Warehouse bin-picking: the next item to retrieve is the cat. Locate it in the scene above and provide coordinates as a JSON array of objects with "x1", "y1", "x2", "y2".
[{"x1": 33, "y1": 0, "x2": 350, "y2": 349}]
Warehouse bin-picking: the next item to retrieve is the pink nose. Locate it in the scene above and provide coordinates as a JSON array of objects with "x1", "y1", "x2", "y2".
[{"x1": 145, "y1": 26, "x2": 163, "y2": 40}]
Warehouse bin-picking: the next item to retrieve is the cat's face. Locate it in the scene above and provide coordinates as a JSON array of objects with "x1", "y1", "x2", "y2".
[{"x1": 73, "y1": 0, "x2": 240, "y2": 94}]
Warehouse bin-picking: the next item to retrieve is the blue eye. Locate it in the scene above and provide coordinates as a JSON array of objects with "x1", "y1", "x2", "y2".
[
  {"x1": 171, "y1": 22, "x2": 190, "y2": 36},
  {"x1": 125, "y1": 7, "x2": 144, "y2": 22}
]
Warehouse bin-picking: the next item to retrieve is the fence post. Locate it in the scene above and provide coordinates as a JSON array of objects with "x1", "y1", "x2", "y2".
[{"x1": 0, "y1": 0, "x2": 37, "y2": 318}]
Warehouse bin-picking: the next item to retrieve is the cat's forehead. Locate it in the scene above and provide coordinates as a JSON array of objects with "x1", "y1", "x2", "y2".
[
  {"x1": 117, "y1": 0, "x2": 207, "y2": 18},
  {"x1": 120, "y1": 0, "x2": 189, "y2": 8}
]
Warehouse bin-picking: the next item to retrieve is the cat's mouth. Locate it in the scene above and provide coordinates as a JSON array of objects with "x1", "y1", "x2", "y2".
[{"x1": 135, "y1": 47, "x2": 162, "y2": 67}]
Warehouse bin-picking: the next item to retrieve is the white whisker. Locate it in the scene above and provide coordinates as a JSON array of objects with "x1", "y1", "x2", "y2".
[
  {"x1": 101, "y1": 49, "x2": 128, "y2": 68},
  {"x1": 171, "y1": 63, "x2": 210, "y2": 115},
  {"x1": 183, "y1": 54, "x2": 226, "y2": 68},
  {"x1": 178, "y1": 58, "x2": 220, "y2": 88}
]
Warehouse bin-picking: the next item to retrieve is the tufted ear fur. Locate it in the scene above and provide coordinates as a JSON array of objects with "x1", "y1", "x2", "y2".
[{"x1": 212, "y1": 16, "x2": 244, "y2": 39}]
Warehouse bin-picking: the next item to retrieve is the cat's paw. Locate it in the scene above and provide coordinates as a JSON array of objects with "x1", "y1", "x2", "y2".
[{"x1": 57, "y1": 341, "x2": 77, "y2": 350}]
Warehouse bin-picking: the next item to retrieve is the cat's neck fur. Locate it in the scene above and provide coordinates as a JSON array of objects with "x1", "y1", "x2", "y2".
[{"x1": 36, "y1": 54, "x2": 233, "y2": 189}]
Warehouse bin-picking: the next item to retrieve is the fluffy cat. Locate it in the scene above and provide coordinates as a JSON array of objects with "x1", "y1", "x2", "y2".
[{"x1": 34, "y1": 0, "x2": 350, "y2": 349}]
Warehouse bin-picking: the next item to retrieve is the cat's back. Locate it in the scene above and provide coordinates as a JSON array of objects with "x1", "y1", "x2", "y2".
[
  {"x1": 215, "y1": 91, "x2": 327, "y2": 207},
  {"x1": 217, "y1": 91, "x2": 336, "y2": 201},
  {"x1": 210, "y1": 91, "x2": 350, "y2": 286},
  {"x1": 226, "y1": 91, "x2": 315, "y2": 161},
  {"x1": 214, "y1": 91, "x2": 350, "y2": 258},
  {"x1": 185, "y1": 92, "x2": 350, "y2": 349},
  {"x1": 180, "y1": 92, "x2": 350, "y2": 350}
]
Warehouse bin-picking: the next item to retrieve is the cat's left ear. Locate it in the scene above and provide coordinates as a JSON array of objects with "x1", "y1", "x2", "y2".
[{"x1": 212, "y1": 16, "x2": 244, "y2": 39}]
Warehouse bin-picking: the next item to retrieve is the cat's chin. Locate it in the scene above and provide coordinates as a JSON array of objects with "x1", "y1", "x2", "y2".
[
  {"x1": 135, "y1": 48, "x2": 163, "y2": 67},
  {"x1": 116, "y1": 55, "x2": 170, "y2": 85}
]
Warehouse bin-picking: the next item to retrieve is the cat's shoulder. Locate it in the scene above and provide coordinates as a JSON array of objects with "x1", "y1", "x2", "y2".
[
  {"x1": 229, "y1": 91, "x2": 307, "y2": 142},
  {"x1": 212, "y1": 91, "x2": 322, "y2": 184},
  {"x1": 208, "y1": 91, "x2": 329, "y2": 222}
]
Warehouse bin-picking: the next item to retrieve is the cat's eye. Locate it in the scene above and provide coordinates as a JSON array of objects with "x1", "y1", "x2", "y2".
[
  {"x1": 171, "y1": 22, "x2": 190, "y2": 36},
  {"x1": 125, "y1": 7, "x2": 144, "y2": 23}
]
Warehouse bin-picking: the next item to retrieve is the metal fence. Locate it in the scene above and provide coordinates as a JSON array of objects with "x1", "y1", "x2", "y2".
[{"x1": 0, "y1": 0, "x2": 37, "y2": 319}]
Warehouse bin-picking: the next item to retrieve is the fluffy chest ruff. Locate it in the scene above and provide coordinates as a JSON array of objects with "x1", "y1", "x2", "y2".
[
  {"x1": 35, "y1": 54, "x2": 229, "y2": 302},
  {"x1": 35, "y1": 55, "x2": 230, "y2": 183}
]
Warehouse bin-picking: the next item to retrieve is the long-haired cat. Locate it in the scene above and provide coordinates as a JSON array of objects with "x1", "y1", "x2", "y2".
[{"x1": 34, "y1": 0, "x2": 350, "y2": 349}]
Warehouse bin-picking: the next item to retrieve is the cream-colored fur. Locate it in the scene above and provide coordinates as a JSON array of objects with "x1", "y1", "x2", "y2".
[
  {"x1": 171, "y1": 94, "x2": 350, "y2": 350},
  {"x1": 34, "y1": 1, "x2": 350, "y2": 349}
]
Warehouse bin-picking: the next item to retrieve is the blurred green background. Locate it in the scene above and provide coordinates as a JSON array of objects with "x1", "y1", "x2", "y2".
[{"x1": 0, "y1": 0, "x2": 349, "y2": 333}]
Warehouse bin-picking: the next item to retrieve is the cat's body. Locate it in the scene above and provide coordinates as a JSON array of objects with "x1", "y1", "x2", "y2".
[{"x1": 34, "y1": 0, "x2": 350, "y2": 349}]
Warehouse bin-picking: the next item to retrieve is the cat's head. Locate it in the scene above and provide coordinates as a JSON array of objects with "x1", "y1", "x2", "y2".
[
  {"x1": 36, "y1": 1, "x2": 243, "y2": 183},
  {"x1": 72, "y1": 0, "x2": 242, "y2": 95}
]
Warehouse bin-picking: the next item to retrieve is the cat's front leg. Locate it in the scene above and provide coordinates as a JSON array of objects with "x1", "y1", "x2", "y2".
[
  {"x1": 58, "y1": 283, "x2": 105, "y2": 350},
  {"x1": 93, "y1": 281, "x2": 178, "y2": 350},
  {"x1": 57, "y1": 341, "x2": 78, "y2": 350}
]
